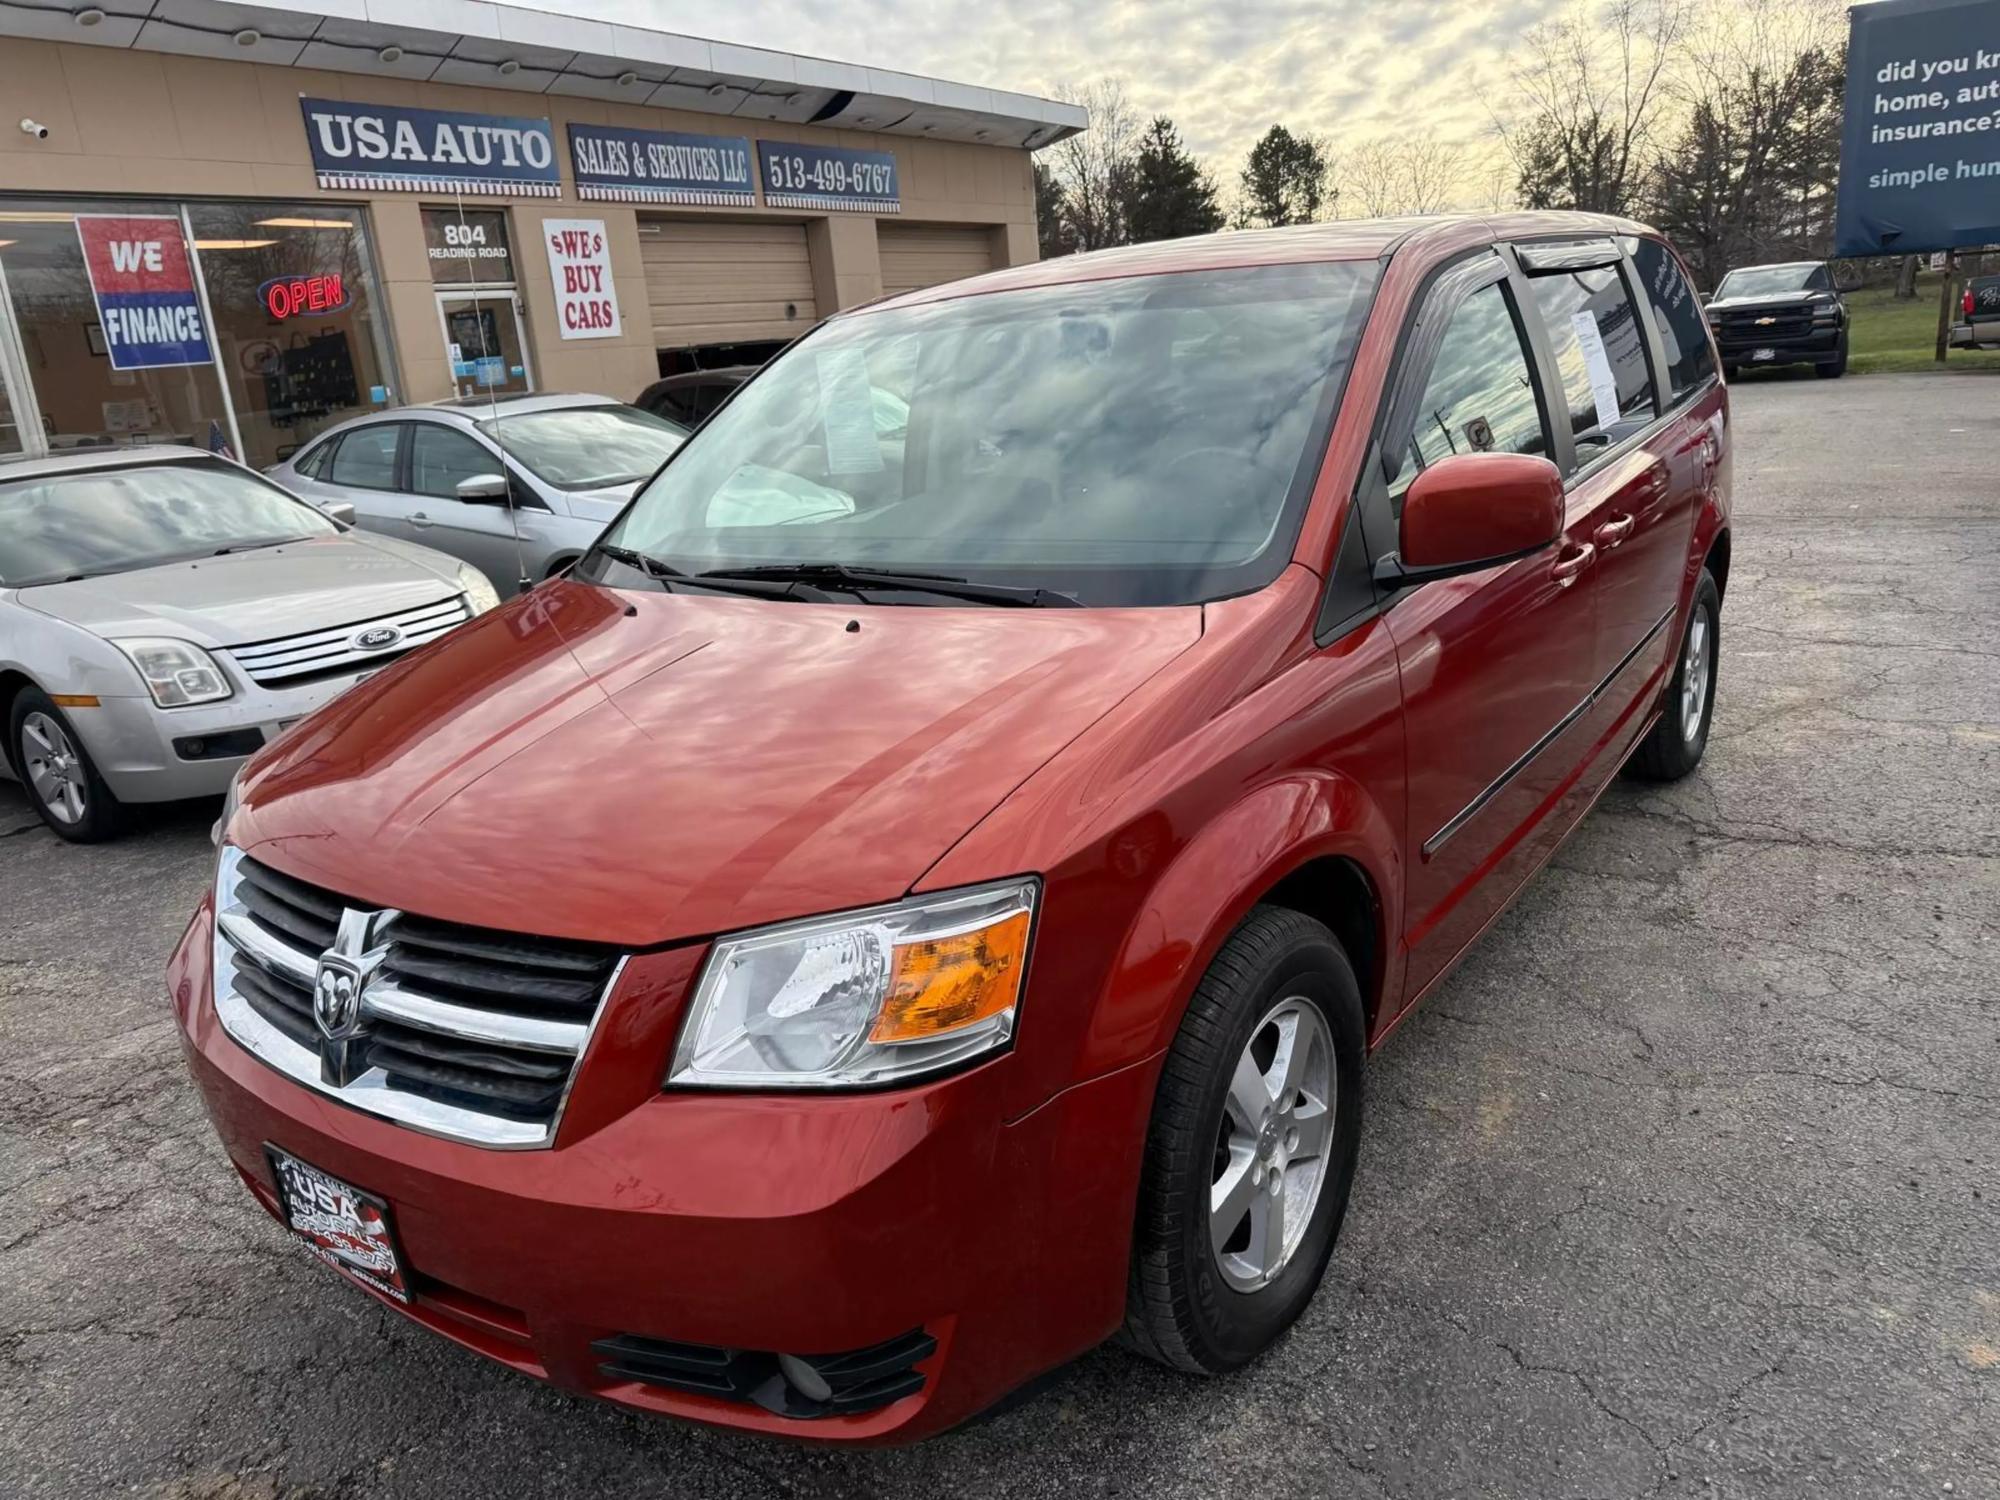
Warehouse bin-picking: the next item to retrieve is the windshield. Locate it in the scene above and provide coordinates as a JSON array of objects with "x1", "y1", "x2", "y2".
[
  {"x1": 478, "y1": 405, "x2": 687, "y2": 490},
  {"x1": 0, "y1": 459, "x2": 336, "y2": 587},
  {"x1": 1716, "y1": 265, "x2": 1822, "y2": 299},
  {"x1": 592, "y1": 260, "x2": 1380, "y2": 607}
]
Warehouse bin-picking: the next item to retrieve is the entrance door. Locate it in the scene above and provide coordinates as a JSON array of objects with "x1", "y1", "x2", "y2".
[{"x1": 436, "y1": 291, "x2": 533, "y2": 401}]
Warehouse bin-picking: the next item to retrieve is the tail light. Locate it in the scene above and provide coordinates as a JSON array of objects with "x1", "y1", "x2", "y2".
[{"x1": 1966, "y1": 289, "x2": 1976, "y2": 317}]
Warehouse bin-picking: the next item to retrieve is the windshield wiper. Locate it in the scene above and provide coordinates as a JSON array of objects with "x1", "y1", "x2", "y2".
[
  {"x1": 594, "y1": 543, "x2": 687, "y2": 581},
  {"x1": 695, "y1": 563, "x2": 1082, "y2": 608},
  {"x1": 213, "y1": 536, "x2": 310, "y2": 555}
]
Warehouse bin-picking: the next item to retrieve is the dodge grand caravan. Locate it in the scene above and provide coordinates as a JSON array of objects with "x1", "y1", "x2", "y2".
[{"x1": 172, "y1": 212, "x2": 1732, "y2": 1444}]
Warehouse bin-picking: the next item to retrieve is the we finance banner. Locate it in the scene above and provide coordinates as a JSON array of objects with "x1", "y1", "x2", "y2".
[{"x1": 74, "y1": 215, "x2": 213, "y2": 371}]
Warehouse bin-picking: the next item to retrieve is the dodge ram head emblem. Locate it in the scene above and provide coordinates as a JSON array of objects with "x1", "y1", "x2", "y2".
[
  {"x1": 313, "y1": 954, "x2": 364, "y2": 1039},
  {"x1": 312, "y1": 908, "x2": 394, "y2": 1087},
  {"x1": 351, "y1": 624, "x2": 403, "y2": 651}
]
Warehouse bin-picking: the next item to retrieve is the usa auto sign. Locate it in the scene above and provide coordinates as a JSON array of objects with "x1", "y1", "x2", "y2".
[{"x1": 300, "y1": 98, "x2": 560, "y2": 197}]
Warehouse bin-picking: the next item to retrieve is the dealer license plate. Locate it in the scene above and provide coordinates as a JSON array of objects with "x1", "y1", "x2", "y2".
[
  {"x1": 265, "y1": 1146, "x2": 410, "y2": 1303},
  {"x1": 1752, "y1": 347, "x2": 1776, "y2": 361}
]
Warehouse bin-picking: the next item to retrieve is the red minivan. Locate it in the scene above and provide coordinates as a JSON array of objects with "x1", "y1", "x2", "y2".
[{"x1": 172, "y1": 212, "x2": 1730, "y2": 1443}]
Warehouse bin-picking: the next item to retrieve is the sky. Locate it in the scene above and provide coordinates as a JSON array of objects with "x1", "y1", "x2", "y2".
[{"x1": 567, "y1": 0, "x2": 1570, "y2": 189}]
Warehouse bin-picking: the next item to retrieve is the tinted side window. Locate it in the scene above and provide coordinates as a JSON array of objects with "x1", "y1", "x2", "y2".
[
  {"x1": 409, "y1": 424, "x2": 497, "y2": 500},
  {"x1": 1805, "y1": 265, "x2": 1831, "y2": 292},
  {"x1": 326, "y1": 424, "x2": 402, "y2": 490},
  {"x1": 1630, "y1": 239, "x2": 1717, "y2": 402},
  {"x1": 1527, "y1": 269, "x2": 1656, "y2": 451},
  {"x1": 1389, "y1": 281, "x2": 1549, "y2": 500}
]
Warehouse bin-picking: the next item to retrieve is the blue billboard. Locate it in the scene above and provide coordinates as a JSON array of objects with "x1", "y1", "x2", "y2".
[
  {"x1": 568, "y1": 124, "x2": 756, "y2": 206},
  {"x1": 1834, "y1": 0, "x2": 2000, "y2": 257},
  {"x1": 757, "y1": 141, "x2": 901, "y2": 213},
  {"x1": 300, "y1": 98, "x2": 560, "y2": 198}
]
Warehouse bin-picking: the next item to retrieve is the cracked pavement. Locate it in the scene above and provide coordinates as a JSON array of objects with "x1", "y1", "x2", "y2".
[{"x1": 2, "y1": 371, "x2": 1996, "y2": 1498}]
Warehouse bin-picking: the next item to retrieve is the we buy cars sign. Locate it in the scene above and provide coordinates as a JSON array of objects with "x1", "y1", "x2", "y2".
[
  {"x1": 75, "y1": 215, "x2": 214, "y2": 370},
  {"x1": 542, "y1": 219, "x2": 621, "y2": 340}
]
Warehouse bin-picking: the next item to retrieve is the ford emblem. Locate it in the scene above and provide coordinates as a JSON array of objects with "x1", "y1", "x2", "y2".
[{"x1": 352, "y1": 625, "x2": 403, "y2": 652}]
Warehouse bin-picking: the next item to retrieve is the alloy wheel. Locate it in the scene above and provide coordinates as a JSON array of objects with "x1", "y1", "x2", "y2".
[
  {"x1": 1210, "y1": 996, "x2": 1335, "y2": 1292},
  {"x1": 1681, "y1": 609, "x2": 1712, "y2": 744},
  {"x1": 21, "y1": 711, "x2": 87, "y2": 825}
]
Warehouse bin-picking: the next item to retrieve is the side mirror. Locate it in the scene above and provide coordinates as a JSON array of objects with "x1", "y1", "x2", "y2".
[
  {"x1": 322, "y1": 500, "x2": 356, "y2": 526},
  {"x1": 1375, "y1": 453, "x2": 1563, "y2": 589},
  {"x1": 456, "y1": 473, "x2": 511, "y2": 503}
]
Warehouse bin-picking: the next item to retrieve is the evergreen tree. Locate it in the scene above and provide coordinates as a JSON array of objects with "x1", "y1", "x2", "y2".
[
  {"x1": 1034, "y1": 157, "x2": 1075, "y2": 259},
  {"x1": 1238, "y1": 125, "x2": 1332, "y2": 227},
  {"x1": 1122, "y1": 117, "x2": 1224, "y2": 242}
]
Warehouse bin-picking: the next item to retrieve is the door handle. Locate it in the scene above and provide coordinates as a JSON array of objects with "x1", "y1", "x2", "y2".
[
  {"x1": 1594, "y1": 513, "x2": 1636, "y2": 548},
  {"x1": 1551, "y1": 541, "x2": 1595, "y2": 585},
  {"x1": 409, "y1": 512, "x2": 433, "y2": 528}
]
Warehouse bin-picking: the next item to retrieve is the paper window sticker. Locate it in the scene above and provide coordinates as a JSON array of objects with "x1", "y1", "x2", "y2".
[
  {"x1": 1569, "y1": 310, "x2": 1623, "y2": 430},
  {"x1": 816, "y1": 347, "x2": 884, "y2": 475}
]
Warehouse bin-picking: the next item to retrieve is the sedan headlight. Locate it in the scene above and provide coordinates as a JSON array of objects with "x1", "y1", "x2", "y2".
[
  {"x1": 110, "y1": 637, "x2": 233, "y2": 707},
  {"x1": 458, "y1": 564, "x2": 501, "y2": 615},
  {"x1": 668, "y1": 878, "x2": 1038, "y2": 1089}
]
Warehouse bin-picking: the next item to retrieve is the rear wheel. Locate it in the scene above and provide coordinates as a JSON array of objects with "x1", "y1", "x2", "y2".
[
  {"x1": 1122, "y1": 906, "x2": 1366, "y2": 1374},
  {"x1": 1626, "y1": 569, "x2": 1720, "y2": 782},
  {"x1": 9, "y1": 688, "x2": 125, "y2": 842}
]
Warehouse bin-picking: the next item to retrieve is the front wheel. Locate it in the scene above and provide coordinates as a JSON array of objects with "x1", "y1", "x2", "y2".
[
  {"x1": 1626, "y1": 569, "x2": 1721, "y2": 782},
  {"x1": 9, "y1": 688, "x2": 125, "y2": 842},
  {"x1": 1121, "y1": 906, "x2": 1366, "y2": 1374},
  {"x1": 1815, "y1": 333, "x2": 1849, "y2": 378}
]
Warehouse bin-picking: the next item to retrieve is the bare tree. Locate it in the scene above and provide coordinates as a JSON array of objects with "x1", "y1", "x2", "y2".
[
  {"x1": 1339, "y1": 136, "x2": 1463, "y2": 217},
  {"x1": 1047, "y1": 79, "x2": 1140, "y2": 252},
  {"x1": 1498, "y1": 0, "x2": 1687, "y2": 213}
]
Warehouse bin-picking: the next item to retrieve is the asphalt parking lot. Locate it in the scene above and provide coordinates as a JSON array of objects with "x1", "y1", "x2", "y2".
[{"x1": 3, "y1": 371, "x2": 1996, "y2": 1500}]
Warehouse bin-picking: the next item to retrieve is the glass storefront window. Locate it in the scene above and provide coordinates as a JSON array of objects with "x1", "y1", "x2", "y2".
[
  {"x1": 185, "y1": 201, "x2": 396, "y2": 468},
  {"x1": 0, "y1": 198, "x2": 398, "y2": 471},
  {"x1": 0, "y1": 200, "x2": 229, "y2": 457}
]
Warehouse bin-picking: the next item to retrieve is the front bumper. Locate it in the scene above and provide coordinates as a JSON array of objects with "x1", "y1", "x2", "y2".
[
  {"x1": 169, "y1": 895, "x2": 1152, "y2": 1444},
  {"x1": 65, "y1": 668, "x2": 386, "y2": 804},
  {"x1": 1714, "y1": 326, "x2": 1843, "y2": 364}
]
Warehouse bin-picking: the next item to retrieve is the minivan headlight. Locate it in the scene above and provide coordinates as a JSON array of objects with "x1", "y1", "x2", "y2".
[
  {"x1": 110, "y1": 637, "x2": 233, "y2": 707},
  {"x1": 668, "y1": 878, "x2": 1038, "y2": 1089},
  {"x1": 457, "y1": 564, "x2": 500, "y2": 614}
]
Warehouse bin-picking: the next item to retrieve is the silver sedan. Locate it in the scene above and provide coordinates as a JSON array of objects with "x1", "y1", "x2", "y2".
[
  {"x1": 267, "y1": 393, "x2": 688, "y2": 596},
  {"x1": 0, "y1": 446, "x2": 497, "y2": 841}
]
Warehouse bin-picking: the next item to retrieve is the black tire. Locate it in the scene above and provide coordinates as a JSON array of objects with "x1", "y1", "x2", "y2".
[
  {"x1": 1122, "y1": 906, "x2": 1366, "y2": 1374},
  {"x1": 1626, "y1": 569, "x2": 1721, "y2": 782},
  {"x1": 1815, "y1": 333, "x2": 1849, "y2": 378},
  {"x1": 7, "y1": 687, "x2": 125, "y2": 842},
  {"x1": 1722, "y1": 363, "x2": 1740, "y2": 382}
]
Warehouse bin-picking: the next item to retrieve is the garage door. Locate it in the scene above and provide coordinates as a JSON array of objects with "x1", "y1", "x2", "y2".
[
  {"x1": 878, "y1": 225, "x2": 996, "y2": 297},
  {"x1": 639, "y1": 219, "x2": 817, "y2": 347}
]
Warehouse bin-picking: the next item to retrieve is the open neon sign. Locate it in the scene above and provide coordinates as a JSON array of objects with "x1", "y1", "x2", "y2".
[{"x1": 260, "y1": 273, "x2": 348, "y2": 320}]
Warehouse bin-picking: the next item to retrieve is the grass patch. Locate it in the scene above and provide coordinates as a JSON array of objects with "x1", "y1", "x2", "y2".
[{"x1": 1844, "y1": 273, "x2": 2000, "y2": 375}]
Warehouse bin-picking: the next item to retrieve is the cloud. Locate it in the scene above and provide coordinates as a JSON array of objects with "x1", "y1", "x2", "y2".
[{"x1": 569, "y1": 0, "x2": 1568, "y2": 191}]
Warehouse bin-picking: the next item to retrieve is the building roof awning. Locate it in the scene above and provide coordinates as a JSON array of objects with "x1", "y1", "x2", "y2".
[{"x1": 2, "y1": 0, "x2": 1088, "y2": 150}]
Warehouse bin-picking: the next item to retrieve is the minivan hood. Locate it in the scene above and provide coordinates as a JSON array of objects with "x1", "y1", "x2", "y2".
[
  {"x1": 235, "y1": 579, "x2": 1203, "y2": 947},
  {"x1": 21, "y1": 533, "x2": 460, "y2": 647}
]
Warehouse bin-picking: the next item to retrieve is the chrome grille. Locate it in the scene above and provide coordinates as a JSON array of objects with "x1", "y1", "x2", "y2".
[
  {"x1": 226, "y1": 595, "x2": 470, "y2": 688},
  {"x1": 211, "y1": 848, "x2": 622, "y2": 1148}
]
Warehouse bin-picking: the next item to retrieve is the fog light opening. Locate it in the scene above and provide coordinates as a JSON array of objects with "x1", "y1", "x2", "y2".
[{"x1": 777, "y1": 1352, "x2": 833, "y2": 1404}]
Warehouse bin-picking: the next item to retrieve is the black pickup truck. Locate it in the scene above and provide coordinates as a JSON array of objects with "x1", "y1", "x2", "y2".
[
  {"x1": 1949, "y1": 273, "x2": 2000, "y2": 350},
  {"x1": 1704, "y1": 261, "x2": 1848, "y2": 379}
]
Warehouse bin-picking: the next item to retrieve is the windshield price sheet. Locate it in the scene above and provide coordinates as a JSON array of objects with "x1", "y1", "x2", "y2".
[{"x1": 757, "y1": 141, "x2": 901, "y2": 213}]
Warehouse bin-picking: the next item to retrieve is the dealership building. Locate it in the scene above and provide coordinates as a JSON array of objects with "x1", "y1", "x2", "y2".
[{"x1": 0, "y1": 0, "x2": 1082, "y2": 468}]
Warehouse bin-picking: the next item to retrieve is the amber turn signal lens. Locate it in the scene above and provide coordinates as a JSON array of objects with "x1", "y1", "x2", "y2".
[{"x1": 870, "y1": 910, "x2": 1031, "y2": 1044}]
